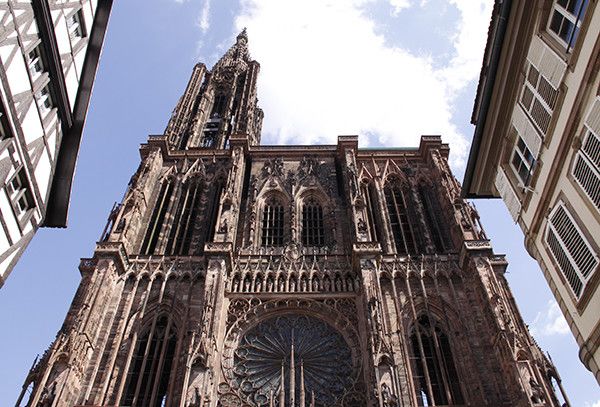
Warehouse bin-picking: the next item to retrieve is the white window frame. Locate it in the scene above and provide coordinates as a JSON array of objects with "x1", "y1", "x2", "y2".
[
  {"x1": 67, "y1": 9, "x2": 85, "y2": 41},
  {"x1": 36, "y1": 84, "x2": 54, "y2": 115},
  {"x1": 27, "y1": 44, "x2": 45, "y2": 77},
  {"x1": 511, "y1": 135, "x2": 536, "y2": 186},
  {"x1": 547, "y1": 0, "x2": 589, "y2": 52},
  {"x1": 546, "y1": 201, "x2": 598, "y2": 299}
]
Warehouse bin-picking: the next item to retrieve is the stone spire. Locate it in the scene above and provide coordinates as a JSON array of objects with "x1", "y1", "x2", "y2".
[
  {"x1": 279, "y1": 361, "x2": 285, "y2": 406},
  {"x1": 299, "y1": 360, "x2": 306, "y2": 407}
]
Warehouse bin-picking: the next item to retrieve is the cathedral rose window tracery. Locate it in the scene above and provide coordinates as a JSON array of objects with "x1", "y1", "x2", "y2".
[{"x1": 231, "y1": 314, "x2": 355, "y2": 406}]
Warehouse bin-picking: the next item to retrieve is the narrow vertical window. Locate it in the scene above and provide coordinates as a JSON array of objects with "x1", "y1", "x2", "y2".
[
  {"x1": 410, "y1": 316, "x2": 464, "y2": 406},
  {"x1": 122, "y1": 315, "x2": 177, "y2": 407},
  {"x1": 419, "y1": 185, "x2": 448, "y2": 253},
  {"x1": 301, "y1": 198, "x2": 324, "y2": 246},
  {"x1": 27, "y1": 44, "x2": 46, "y2": 77},
  {"x1": 362, "y1": 182, "x2": 380, "y2": 241},
  {"x1": 6, "y1": 168, "x2": 33, "y2": 218},
  {"x1": 261, "y1": 198, "x2": 284, "y2": 246},
  {"x1": 36, "y1": 84, "x2": 54, "y2": 115},
  {"x1": 511, "y1": 136, "x2": 536, "y2": 185},
  {"x1": 141, "y1": 181, "x2": 174, "y2": 255},
  {"x1": 384, "y1": 181, "x2": 416, "y2": 255},
  {"x1": 67, "y1": 9, "x2": 86, "y2": 40},
  {"x1": 165, "y1": 182, "x2": 202, "y2": 255}
]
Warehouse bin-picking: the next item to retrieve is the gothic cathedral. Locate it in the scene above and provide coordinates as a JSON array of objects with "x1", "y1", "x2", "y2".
[{"x1": 18, "y1": 30, "x2": 569, "y2": 407}]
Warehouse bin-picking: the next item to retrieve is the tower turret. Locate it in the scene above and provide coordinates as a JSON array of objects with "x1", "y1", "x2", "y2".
[{"x1": 166, "y1": 29, "x2": 263, "y2": 150}]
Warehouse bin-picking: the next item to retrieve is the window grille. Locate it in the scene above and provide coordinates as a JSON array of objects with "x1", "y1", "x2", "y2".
[
  {"x1": 384, "y1": 182, "x2": 416, "y2": 255},
  {"x1": 301, "y1": 199, "x2": 324, "y2": 246},
  {"x1": 546, "y1": 202, "x2": 598, "y2": 298},
  {"x1": 27, "y1": 44, "x2": 45, "y2": 76},
  {"x1": 36, "y1": 85, "x2": 54, "y2": 115},
  {"x1": 261, "y1": 200, "x2": 284, "y2": 246},
  {"x1": 548, "y1": 0, "x2": 589, "y2": 51},
  {"x1": 6, "y1": 168, "x2": 32, "y2": 218},
  {"x1": 572, "y1": 97, "x2": 600, "y2": 211},
  {"x1": 122, "y1": 315, "x2": 177, "y2": 407}
]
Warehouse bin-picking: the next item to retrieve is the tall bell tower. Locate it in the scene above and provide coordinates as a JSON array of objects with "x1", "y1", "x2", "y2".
[{"x1": 17, "y1": 32, "x2": 570, "y2": 407}]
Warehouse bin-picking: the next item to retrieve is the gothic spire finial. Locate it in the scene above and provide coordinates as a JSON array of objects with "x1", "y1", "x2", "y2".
[{"x1": 237, "y1": 27, "x2": 248, "y2": 43}]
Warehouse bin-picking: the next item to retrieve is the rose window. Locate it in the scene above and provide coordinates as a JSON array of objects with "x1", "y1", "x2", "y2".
[{"x1": 232, "y1": 314, "x2": 354, "y2": 406}]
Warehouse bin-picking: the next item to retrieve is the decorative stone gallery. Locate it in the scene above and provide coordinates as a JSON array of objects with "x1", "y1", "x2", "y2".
[{"x1": 16, "y1": 31, "x2": 570, "y2": 407}]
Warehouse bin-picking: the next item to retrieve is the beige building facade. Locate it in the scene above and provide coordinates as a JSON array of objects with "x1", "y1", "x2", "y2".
[
  {"x1": 0, "y1": 0, "x2": 112, "y2": 287},
  {"x1": 463, "y1": 0, "x2": 600, "y2": 382}
]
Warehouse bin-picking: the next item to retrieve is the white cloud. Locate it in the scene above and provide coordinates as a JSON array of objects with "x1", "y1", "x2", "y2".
[
  {"x1": 389, "y1": 0, "x2": 412, "y2": 15},
  {"x1": 530, "y1": 300, "x2": 570, "y2": 337},
  {"x1": 584, "y1": 401, "x2": 600, "y2": 407},
  {"x1": 232, "y1": 0, "x2": 492, "y2": 168},
  {"x1": 198, "y1": 0, "x2": 211, "y2": 33}
]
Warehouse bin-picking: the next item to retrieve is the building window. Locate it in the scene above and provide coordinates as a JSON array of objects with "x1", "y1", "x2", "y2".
[
  {"x1": 27, "y1": 44, "x2": 46, "y2": 77},
  {"x1": 548, "y1": 0, "x2": 589, "y2": 51},
  {"x1": 546, "y1": 201, "x2": 598, "y2": 299},
  {"x1": 572, "y1": 97, "x2": 600, "y2": 211},
  {"x1": 301, "y1": 198, "x2": 324, "y2": 246},
  {"x1": 409, "y1": 315, "x2": 464, "y2": 406},
  {"x1": 6, "y1": 169, "x2": 32, "y2": 218},
  {"x1": 122, "y1": 315, "x2": 177, "y2": 407},
  {"x1": 384, "y1": 180, "x2": 416, "y2": 255},
  {"x1": 36, "y1": 84, "x2": 54, "y2": 115},
  {"x1": 0, "y1": 112, "x2": 9, "y2": 140},
  {"x1": 520, "y1": 64, "x2": 558, "y2": 135},
  {"x1": 67, "y1": 9, "x2": 86, "y2": 40},
  {"x1": 141, "y1": 180, "x2": 174, "y2": 255},
  {"x1": 261, "y1": 198, "x2": 284, "y2": 247},
  {"x1": 511, "y1": 136, "x2": 536, "y2": 185}
]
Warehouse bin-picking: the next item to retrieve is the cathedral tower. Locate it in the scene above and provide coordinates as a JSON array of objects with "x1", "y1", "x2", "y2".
[{"x1": 18, "y1": 32, "x2": 569, "y2": 407}]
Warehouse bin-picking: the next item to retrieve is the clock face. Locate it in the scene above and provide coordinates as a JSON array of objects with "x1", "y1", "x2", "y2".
[{"x1": 232, "y1": 314, "x2": 354, "y2": 406}]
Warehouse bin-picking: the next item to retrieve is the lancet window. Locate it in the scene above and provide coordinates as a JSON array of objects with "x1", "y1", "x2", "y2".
[
  {"x1": 165, "y1": 181, "x2": 202, "y2": 255},
  {"x1": 122, "y1": 315, "x2": 178, "y2": 407},
  {"x1": 384, "y1": 179, "x2": 417, "y2": 255},
  {"x1": 301, "y1": 197, "x2": 325, "y2": 246},
  {"x1": 410, "y1": 315, "x2": 463, "y2": 406},
  {"x1": 261, "y1": 197, "x2": 285, "y2": 246},
  {"x1": 362, "y1": 181, "x2": 382, "y2": 242},
  {"x1": 141, "y1": 180, "x2": 174, "y2": 255},
  {"x1": 419, "y1": 185, "x2": 450, "y2": 253}
]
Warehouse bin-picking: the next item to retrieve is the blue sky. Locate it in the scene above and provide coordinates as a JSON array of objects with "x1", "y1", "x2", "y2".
[{"x1": 0, "y1": 1, "x2": 599, "y2": 405}]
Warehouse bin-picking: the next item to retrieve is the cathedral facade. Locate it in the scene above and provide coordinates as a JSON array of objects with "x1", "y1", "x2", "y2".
[{"x1": 18, "y1": 31, "x2": 569, "y2": 407}]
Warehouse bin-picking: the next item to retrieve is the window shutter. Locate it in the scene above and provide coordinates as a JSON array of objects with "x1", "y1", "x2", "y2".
[
  {"x1": 546, "y1": 202, "x2": 598, "y2": 298},
  {"x1": 494, "y1": 167, "x2": 521, "y2": 221},
  {"x1": 573, "y1": 97, "x2": 600, "y2": 210},
  {"x1": 584, "y1": 96, "x2": 600, "y2": 139},
  {"x1": 527, "y1": 36, "x2": 567, "y2": 89},
  {"x1": 512, "y1": 104, "x2": 542, "y2": 158}
]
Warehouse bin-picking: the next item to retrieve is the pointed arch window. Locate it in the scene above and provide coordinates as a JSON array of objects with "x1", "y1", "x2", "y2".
[
  {"x1": 141, "y1": 180, "x2": 174, "y2": 255},
  {"x1": 384, "y1": 180, "x2": 416, "y2": 254},
  {"x1": 410, "y1": 315, "x2": 463, "y2": 406},
  {"x1": 122, "y1": 315, "x2": 178, "y2": 407},
  {"x1": 165, "y1": 180, "x2": 203, "y2": 255},
  {"x1": 419, "y1": 185, "x2": 450, "y2": 253},
  {"x1": 261, "y1": 198, "x2": 284, "y2": 246},
  {"x1": 302, "y1": 197, "x2": 324, "y2": 246},
  {"x1": 362, "y1": 181, "x2": 381, "y2": 242}
]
